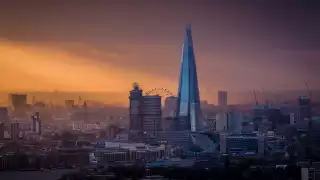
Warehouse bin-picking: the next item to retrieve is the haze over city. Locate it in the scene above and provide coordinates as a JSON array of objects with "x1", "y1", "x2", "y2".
[
  {"x1": 2, "y1": 1, "x2": 320, "y2": 180},
  {"x1": 1, "y1": 0, "x2": 320, "y2": 105}
]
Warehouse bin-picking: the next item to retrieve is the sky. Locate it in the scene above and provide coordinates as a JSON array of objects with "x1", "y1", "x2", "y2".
[{"x1": 0, "y1": 0, "x2": 320, "y2": 103}]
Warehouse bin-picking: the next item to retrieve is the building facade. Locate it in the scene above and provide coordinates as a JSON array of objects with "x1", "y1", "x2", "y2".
[
  {"x1": 298, "y1": 96, "x2": 311, "y2": 122},
  {"x1": 10, "y1": 123, "x2": 20, "y2": 141},
  {"x1": 129, "y1": 83, "x2": 144, "y2": 138},
  {"x1": 0, "y1": 107, "x2": 9, "y2": 125},
  {"x1": 158, "y1": 130, "x2": 192, "y2": 148},
  {"x1": 218, "y1": 91, "x2": 228, "y2": 107},
  {"x1": 176, "y1": 25, "x2": 203, "y2": 132},
  {"x1": 163, "y1": 96, "x2": 178, "y2": 118},
  {"x1": 220, "y1": 133, "x2": 264, "y2": 156},
  {"x1": 142, "y1": 95, "x2": 162, "y2": 137}
]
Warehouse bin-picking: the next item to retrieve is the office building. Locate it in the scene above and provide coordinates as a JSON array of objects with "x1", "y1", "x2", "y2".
[
  {"x1": 298, "y1": 96, "x2": 311, "y2": 122},
  {"x1": 216, "y1": 113, "x2": 228, "y2": 132},
  {"x1": 220, "y1": 133, "x2": 264, "y2": 156},
  {"x1": 65, "y1": 100, "x2": 75, "y2": 108},
  {"x1": 176, "y1": 24, "x2": 203, "y2": 132},
  {"x1": 9, "y1": 94, "x2": 27, "y2": 110},
  {"x1": 218, "y1": 91, "x2": 228, "y2": 107},
  {"x1": 300, "y1": 162, "x2": 320, "y2": 180},
  {"x1": 163, "y1": 96, "x2": 178, "y2": 118},
  {"x1": 0, "y1": 123, "x2": 4, "y2": 140},
  {"x1": 142, "y1": 95, "x2": 162, "y2": 137},
  {"x1": 10, "y1": 122, "x2": 20, "y2": 141},
  {"x1": 266, "y1": 108, "x2": 290, "y2": 130},
  {"x1": 290, "y1": 113, "x2": 296, "y2": 124},
  {"x1": 93, "y1": 142, "x2": 171, "y2": 163},
  {"x1": 163, "y1": 117, "x2": 179, "y2": 131},
  {"x1": 32, "y1": 112, "x2": 41, "y2": 135},
  {"x1": 0, "y1": 107, "x2": 9, "y2": 125},
  {"x1": 253, "y1": 104, "x2": 268, "y2": 130},
  {"x1": 158, "y1": 130, "x2": 192, "y2": 148},
  {"x1": 241, "y1": 121, "x2": 254, "y2": 133},
  {"x1": 129, "y1": 83, "x2": 143, "y2": 134},
  {"x1": 227, "y1": 112, "x2": 243, "y2": 133},
  {"x1": 264, "y1": 136, "x2": 286, "y2": 156}
]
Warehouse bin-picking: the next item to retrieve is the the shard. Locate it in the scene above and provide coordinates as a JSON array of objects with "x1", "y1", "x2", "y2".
[{"x1": 176, "y1": 25, "x2": 203, "y2": 132}]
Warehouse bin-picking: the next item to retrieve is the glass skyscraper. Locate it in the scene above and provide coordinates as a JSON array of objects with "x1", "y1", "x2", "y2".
[{"x1": 176, "y1": 25, "x2": 203, "y2": 132}]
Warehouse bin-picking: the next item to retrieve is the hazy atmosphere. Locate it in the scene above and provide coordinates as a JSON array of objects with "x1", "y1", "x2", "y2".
[{"x1": 1, "y1": 0, "x2": 320, "y2": 104}]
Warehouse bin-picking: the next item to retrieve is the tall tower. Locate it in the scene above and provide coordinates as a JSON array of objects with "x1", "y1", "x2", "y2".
[
  {"x1": 176, "y1": 24, "x2": 203, "y2": 132},
  {"x1": 129, "y1": 83, "x2": 143, "y2": 135},
  {"x1": 218, "y1": 91, "x2": 228, "y2": 107},
  {"x1": 298, "y1": 95, "x2": 311, "y2": 122},
  {"x1": 32, "y1": 112, "x2": 42, "y2": 135}
]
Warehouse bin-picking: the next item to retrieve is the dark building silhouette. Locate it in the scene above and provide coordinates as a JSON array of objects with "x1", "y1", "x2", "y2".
[
  {"x1": 267, "y1": 108, "x2": 290, "y2": 130},
  {"x1": 10, "y1": 94, "x2": 28, "y2": 117},
  {"x1": 142, "y1": 95, "x2": 162, "y2": 137},
  {"x1": 0, "y1": 123, "x2": 4, "y2": 140},
  {"x1": 129, "y1": 83, "x2": 143, "y2": 140},
  {"x1": 10, "y1": 123, "x2": 20, "y2": 141},
  {"x1": 32, "y1": 112, "x2": 42, "y2": 135},
  {"x1": 298, "y1": 96, "x2": 311, "y2": 122},
  {"x1": 65, "y1": 100, "x2": 75, "y2": 108},
  {"x1": 10, "y1": 94, "x2": 27, "y2": 110},
  {"x1": 0, "y1": 107, "x2": 10, "y2": 125},
  {"x1": 218, "y1": 91, "x2": 228, "y2": 107}
]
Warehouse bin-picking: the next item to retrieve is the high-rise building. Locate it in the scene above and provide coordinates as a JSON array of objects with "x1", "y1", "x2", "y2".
[
  {"x1": 10, "y1": 122, "x2": 20, "y2": 141},
  {"x1": 290, "y1": 113, "x2": 296, "y2": 124},
  {"x1": 32, "y1": 112, "x2": 42, "y2": 135},
  {"x1": 163, "y1": 96, "x2": 178, "y2": 118},
  {"x1": 0, "y1": 107, "x2": 9, "y2": 125},
  {"x1": 176, "y1": 24, "x2": 203, "y2": 132},
  {"x1": 9, "y1": 94, "x2": 27, "y2": 110},
  {"x1": 216, "y1": 91, "x2": 228, "y2": 133},
  {"x1": 218, "y1": 91, "x2": 228, "y2": 107},
  {"x1": 65, "y1": 100, "x2": 75, "y2": 108},
  {"x1": 142, "y1": 95, "x2": 162, "y2": 137},
  {"x1": 0, "y1": 123, "x2": 4, "y2": 140},
  {"x1": 298, "y1": 96, "x2": 311, "y2": 122},
  {"x1": 216, "y1": 113, "x2": 228, "y2": 132},
  {"x1": 10, "y1": 94, "x2": 27, "y2": 118},
  {"x1": 129, "y1": 83, "x2": 143, "y2": 134},
  {"x1": 227, "y1": 112, "x2": 243, "y2": 133}
]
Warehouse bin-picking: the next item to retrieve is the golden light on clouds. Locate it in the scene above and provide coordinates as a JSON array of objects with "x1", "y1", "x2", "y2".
[{"x1": 0, "y1": 40, "x2": 177, "y2": 94}]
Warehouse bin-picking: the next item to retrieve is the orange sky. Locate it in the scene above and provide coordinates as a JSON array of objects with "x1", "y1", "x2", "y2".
[
  {"x1": 0, "y1": 40, "x2": 179, "y2": 94},
  {"x1": 1, "y1": 1, "x2": 320, "y2": 106}
]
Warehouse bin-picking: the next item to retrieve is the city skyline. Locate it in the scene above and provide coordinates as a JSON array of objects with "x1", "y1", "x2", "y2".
[{"x1": 1, "y1": 1, "x2": 320, "y2": 104}]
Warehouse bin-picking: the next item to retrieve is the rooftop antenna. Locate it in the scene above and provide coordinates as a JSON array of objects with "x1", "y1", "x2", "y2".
[
  {"x1": 78, "y1": 96, "x2": 82, "y2": 106},
  {"x1": 253, "y1": 89, "x2": 258, "y2": 106}
]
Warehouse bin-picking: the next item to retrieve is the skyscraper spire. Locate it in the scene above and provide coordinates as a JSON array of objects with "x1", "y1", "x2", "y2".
[{"x1": 176, "y1": 24, "x2": 203, "y2": 132}]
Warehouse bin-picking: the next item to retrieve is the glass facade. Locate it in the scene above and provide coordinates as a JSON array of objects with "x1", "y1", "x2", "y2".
[{"x1": 176, "y1": 25, "x2": 203, "y2": 132}]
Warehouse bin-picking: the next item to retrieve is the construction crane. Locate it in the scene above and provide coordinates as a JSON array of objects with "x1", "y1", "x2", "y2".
[
  {"x1": 78, "y1": 96, "x2": 82, "y2": 106},
  {"x1": 304, "y1": 80, "x2": 312, "y2": 100},
  {"x1": 253, "y1": 89, "x2": 258, "y2": 105}
]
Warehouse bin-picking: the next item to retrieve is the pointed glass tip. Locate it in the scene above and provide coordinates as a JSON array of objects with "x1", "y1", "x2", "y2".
[{"x1": 185, "y1": 24, "x2": 191, "y2": 31}]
